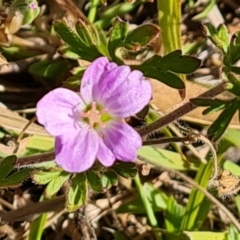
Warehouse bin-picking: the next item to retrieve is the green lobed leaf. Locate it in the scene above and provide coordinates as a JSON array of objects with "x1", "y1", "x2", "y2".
[
  {"x1": 124, "y1": 24, "x2": 160, "y2": 51},
  {"x1": 45, "y1": 171, "x2": 70, "y2": 198},
  {"x1": 0, "y1": 168, "x2": 31, "y2": 188},
  {"x1": 66, "y1": 173, "x2": 87, "y2": 211},
  {"x1": 208, "y1": 101, "x2": 239, "y2": 141},
  {"x1": 75, "y1": 19, "x2": 99, "y2": 47},
  {"x1": 0, "y1": 155, "x2": 17, "y2": 179},
  {"x1": 132, "y1": 62, "x2": 185, "y2": 89},
  {"x1": 86, "y1": 170, "x2": 103, "y2": 192},
  {"x1": 101, "y1": 170, "x2": 118, "y2": 188},
  {"x1": 160, "y1": 50, "x2": 201, "y2": 74},
  {"x1": 112, "y1": 161, "x2": 137, "y2": 178},
  {"x1": 54, "y1": 20, "x2": 101, "y2": 61},
  {"x1": 32, "y1": 169, "x2": 62, "y2": 185},
  {"x1": 108, "y1": 18, "x2": 128, "y2": 62},
  {"x1": 205, "y1": 24, "x2": 229, "y2": 54}
]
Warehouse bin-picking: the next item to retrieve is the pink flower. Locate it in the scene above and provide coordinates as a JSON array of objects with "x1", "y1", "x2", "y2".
[
  {"x1": 29, "y1": 2, "x2": 38, "y2": 10},
  {"x1": 36, "y1": 57, "x2": 152, "y2": 173}
]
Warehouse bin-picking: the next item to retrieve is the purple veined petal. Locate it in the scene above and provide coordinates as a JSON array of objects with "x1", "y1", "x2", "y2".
[
  {"x1": 101, "y1": 121, "x2": 142, "y2": 161},
  {"x1": 95, "y1": 65, "x2": 131, "y2": 101},
  {"x1": 55, "y1": 128, "x2": 100, "y2": 173},
  {"x1": 104, "y1": 70, "x2": 152, "y2": 118},
  {"x1": 80, "y1": 57, "x2": 117, "y2": 104},
  {"x1": 36, "y1": 88, "x2": 85, "y2": 136},
  {"x1": 97, "y1": 138, "x2": 115, "y2": 167}
]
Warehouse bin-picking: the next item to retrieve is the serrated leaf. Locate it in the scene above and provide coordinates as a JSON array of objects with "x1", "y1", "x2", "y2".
[
  {"x1": 45, "y1": 171, "x2": 70, "y2": 198},
  {"x1": 108, "y1": 18, "x2": 128, "y2": 61},
  {"x1": 32, "y1": 169, "x2": 62, "y2": 185},
  {"x1": 66, "y1": 173, "x2": 87, "y2": 211},
  {"x1": 124, "y1": 24, "x2": 159, "y2": 51},
  {"x1": 86, "y1": 170, "x2": 103, "y2": 192},
  {"x1": 112, "y1": 161, "x2": 137, "y2": 178},
  {"x1": 0, "y1": 168, "x2": 31, "y2": 188},
  {"x1": 208, "y1": 101, "x2": 239, "y2": 141},
  {"x1": 0, "y1": 155, "x2": 17, "y2": 179},
  {"x1": 101, "y1": 170, "x2": 117, "y2": 188}
]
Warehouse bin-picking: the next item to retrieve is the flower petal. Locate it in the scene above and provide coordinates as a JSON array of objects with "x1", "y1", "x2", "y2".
[
  {"x1": 55, "y1": 128, "x2": 99, "y2": 173},
  {"x1": 97, "y1": 138, "x2": 115, "y2": 167},
  {"x1": 36, "y1": 88, "x2": 85, "y2": 136},
  {"x1": 101, "y1": 121, "x2": 142, "y2": 161},
  {"x1": 80, "y1": 57, "x2": 117, "y2": 104},
  {"x1": 95, "y1": 65, "x2": 131, "y2": 101},
  {"x1": 104, "y1": 70, "x2": 152, "y2": 118}
]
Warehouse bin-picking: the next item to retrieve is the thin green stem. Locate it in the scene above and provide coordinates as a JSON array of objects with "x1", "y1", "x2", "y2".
[
  {"x1": 88, "y1": 0, "x2": 100, "y2": 23},
  {"x1": 134, "y1": 174, "x2": 163, "y2": 240}
]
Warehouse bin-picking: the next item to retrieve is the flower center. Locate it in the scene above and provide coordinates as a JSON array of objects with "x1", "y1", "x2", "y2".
[{"x1": 81, "y1": 101, "x2": 111, "y2": 129}]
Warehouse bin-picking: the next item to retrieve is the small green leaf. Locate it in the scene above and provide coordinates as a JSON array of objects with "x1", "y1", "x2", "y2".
[
  {"x1": 32, "y1": 169, "x2": 62, "y2": 185},
  {"x1": 228, "y1": 224, "x2": 240, "y2": 240},
  {"x1": 112, "y1": 161, "x2": 137, "y2": 178},
  {"x1": 190, "y1": 97, "x2": 227, "y2": 107},
  {"x1": 87, "y1": 170, "x2": 103, "y2": 192},
  {"x1": 0, "y1": 168, "x2": 31, "y2": 188},
  {"x1": 161, "y1": 50, "x2": 201, "y2": 74},
  {"x1": 124, "y1": 24, "x2": 160, "y2": 51},
  {"x1": 75, "y1": 19, "x2": 99, "y2": 47},
  {"x1": 226, "y1": 72, "x2": 240, "y2": 96},
  {"x1": 54, "y1": 20, "x2": 101, "y2": 61},
  {"x1": 0, "y1": 155, "x2": 17, "y2": 179},
  {"x1": 45, "y1": 171, "x2": 70, "y2": 198},
  {"x1": 108, "y1": 18, "x2": 128, "y2": 61},
  {"x1": 66, "y1": 173, "x2": 87, "y2": 211},
  {"x1": 208, "y1": 101, "x2": 239, "y2": 141},
  {"x1": 101, "y1": 170, "x2": 118, "y2": 188},
  {"x1": 205, "y1": 23, "x2": 229, "y2": 54},
  {"x1": 230, "y1": 32, "x2": 240, "y2": 64}
]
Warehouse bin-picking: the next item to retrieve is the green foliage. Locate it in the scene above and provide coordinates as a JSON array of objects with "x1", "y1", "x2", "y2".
[
  {"x1": 131, "y1": 50, "x2": 201, "y2": 89},
  {"x1": 54, "y1": 19, "x2": 102, "y2": 61},
  {"x1": 11, "y1": 0, "x2": 40, "y2": 25},
  {"x1": 66, "y1": 173, "x2": 87, "y2": 211},
  {"x1": 0, "y1": 155, "x2": 31, "y2": 188},
  {"x1": 32, "y1": 169, "x2": 71, "y2": 198},
  {"x1": 108, "y1": 18, "x2": 128, "y2": 63}
]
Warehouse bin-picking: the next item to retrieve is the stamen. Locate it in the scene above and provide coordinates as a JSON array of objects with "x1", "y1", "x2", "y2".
[{"x1": 80, "y1": 101, "x2": 108, "y2": 129}]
